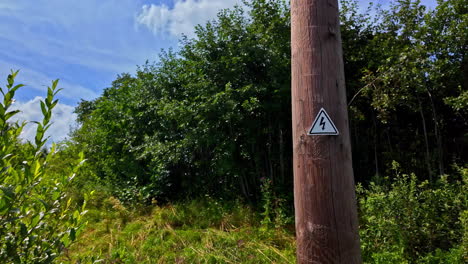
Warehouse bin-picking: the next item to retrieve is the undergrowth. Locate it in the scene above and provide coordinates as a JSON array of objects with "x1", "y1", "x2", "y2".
[
  {"x1": 61, "y1": 164, "x2": 466, "y2": 263},
  {"x1": 62, "y1": 197, "x2": 296, "y2": 263},
  {"x1": 358, "y1": 163, "x2": 467, "y2": 263}
]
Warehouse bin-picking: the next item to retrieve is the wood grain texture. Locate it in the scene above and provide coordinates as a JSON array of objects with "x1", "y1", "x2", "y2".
[{"x1": 291, "y1": 0, "x2": 362, "y2": 263}]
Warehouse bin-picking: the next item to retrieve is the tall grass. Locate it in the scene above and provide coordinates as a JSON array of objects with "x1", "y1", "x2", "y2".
[
  {"x1": 63, "y1": 165, "x2": 467, "y2": 263},
  {"x1": 64, "y1": 197, "x2": 296, "y2": 263}
]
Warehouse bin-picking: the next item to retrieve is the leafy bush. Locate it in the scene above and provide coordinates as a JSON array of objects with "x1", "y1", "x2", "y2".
[
  {"x1": 0, "y1": 71, "x2": 89, "y2": 263},
  {"x1": 358, "y1": 162, "x2": 467, "y2": 263},
  {"x1": 259, "y1": 177, "x2": 292, "y2": 230}
]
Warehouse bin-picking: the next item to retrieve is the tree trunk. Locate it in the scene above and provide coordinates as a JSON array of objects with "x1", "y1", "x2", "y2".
[
  {"x1": 418, "y1": 96, "x2": 433, "y2": 182},
  {"x1": 279, "y1": 127, "x2": 285, "y2": 187},
  {"x1": 426, "y1": 88, "x2": 444, "y2": 175},
  {"x1": 372, "y1": 112, "x2": 380, "y2": 180}
]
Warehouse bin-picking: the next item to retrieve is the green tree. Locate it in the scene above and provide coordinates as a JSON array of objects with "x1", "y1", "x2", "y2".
[
  {"x1": 358, "y1": 0, "x2": 467, "y2": 180},
  {"x1": 71, "y1": 0, "x2": 467, "y2": 203},
  {"x1": 73, "y1": 0, "x2": 292, "y2": 203}
]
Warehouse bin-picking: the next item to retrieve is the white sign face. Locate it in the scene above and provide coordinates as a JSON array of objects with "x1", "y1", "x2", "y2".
[{"x1": 308, "y1": 108, "x2": 339, "y2": 135}]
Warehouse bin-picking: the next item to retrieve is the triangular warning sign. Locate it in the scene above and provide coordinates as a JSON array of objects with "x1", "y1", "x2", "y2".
[{"x1": 308, "y1": 108, "x2": 339, "y2": 135}]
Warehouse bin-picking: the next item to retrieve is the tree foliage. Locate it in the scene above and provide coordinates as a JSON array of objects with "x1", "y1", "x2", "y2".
[
  {"x1": 73, "y1": 0, "x2": 292, "y2": 203},
  {"x1": 357, "y1": 0, "x2": 467, "y2": 180},
  {"x1": 71, "y1": 0, "x2": 466, "y2": 204},
  {"x1": 0, "y1": 72, "x2": 89, "y2": 263}
]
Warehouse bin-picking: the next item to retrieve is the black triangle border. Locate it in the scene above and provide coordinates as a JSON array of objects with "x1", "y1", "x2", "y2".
[{"x1": 308, "y1": 108, "x2": 339, "y2": 135}]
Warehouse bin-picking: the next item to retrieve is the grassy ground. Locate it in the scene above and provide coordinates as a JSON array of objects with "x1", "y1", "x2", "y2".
[
  {"x1": 60, "y1": 171, "x2": 467, "y2": 263},
  {"x1": 62, "y1": 197, "x2": 296, "y2": 263}
]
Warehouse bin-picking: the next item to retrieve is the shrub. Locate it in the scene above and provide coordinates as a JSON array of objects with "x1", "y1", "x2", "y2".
[
  {"x1": 358, "y1": 161, "x2": 467, "y2": 263},
  {"x1": 0, "y1": 71, "x2": 89, "y2": 263},
  {"x1": 259, "y1": 177, "x2": 292, "y2": 231}
]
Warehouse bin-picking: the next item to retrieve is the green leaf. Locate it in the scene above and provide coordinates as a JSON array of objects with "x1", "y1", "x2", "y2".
[
  {"x1": 44, "y1": 111, "x2": 52, "y2": 123},
  {"x1": 0, "y1": 186, "x2": 15, "y2": 199},
  {"x1": 53, "y1": 88, "x2": 63, "y2": 96},
  {"x1": 0, "y1": 198, "x2": 8, "y2": 214},
  {"x1": 69, "y1": 228, "x2": 76, "y2": 241},
  {"x1": 0, "y1": 166, "x2": 11, "y2": 174},
  {"x1": 37, "y1": 199, "x2": 50, "y2": 211},
  {"x1": 73, "y1": 209, "x2": 80, "y2": 220},
  {"x1": 4, "y1": 92, "x2": 12, "y2": 104},
  {"x1": 31, "y1": 213, "x2": 41, "y2": 227},
  {"x1": 19, "y1": 223, "x2": 28, "y2": 237},
  {"x1": 7, "y1": 74, "x2": 14, "y2": 87},
  {"x1": 0, "y1": 103, "x2": 5, "y2": 116},
  {"x1": 47, "y1": 87, "x2": 53, "y2": 102},
  {"x1": 5, "y1": 110, "x2": 20, "y2": 121},
  {"x1": 11, "y1": 84, "x2": 25, "y2": 93},
  {"x1": 40, "y1": 101, "x2": 47, "y2": 116},
  {"x1": 51, "y1": 99, "x2": 59, "y2": 109},
  {"x1": 51, "y1": 79, "x2": 59, "y2": 90}
]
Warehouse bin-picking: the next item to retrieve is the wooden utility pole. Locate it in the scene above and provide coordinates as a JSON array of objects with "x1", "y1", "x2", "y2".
[{"x1": 291, "y1": 0, "x2": 362, "y2": 263}]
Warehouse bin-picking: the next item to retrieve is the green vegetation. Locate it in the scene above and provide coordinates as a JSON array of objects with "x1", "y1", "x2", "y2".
[
  {"x1": 71, "y1": 0, "x2": 466, "y2": 203},
  {"x1": 0, "y1": 72, "x2": 89, "y2": 263},
  {"x1": 358, "y1": 163, "x2": 467, "y2": 263},
  {"x1": 63, "y1": 198, "x2": 295, "y2": 263},
  {"x1": 58, "y1": 165, "x2": 465, "y2": 263},
  {"x1": 1, "y1": 0, "x2": 466, "y2": 263},
  {"x1": 72, "y1": 0, "x2": 292, "y2": 204}
]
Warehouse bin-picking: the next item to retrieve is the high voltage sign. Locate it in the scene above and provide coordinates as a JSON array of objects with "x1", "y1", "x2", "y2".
[{"x1": 308, "y1": 108, "x2": 339, "y2": 135}]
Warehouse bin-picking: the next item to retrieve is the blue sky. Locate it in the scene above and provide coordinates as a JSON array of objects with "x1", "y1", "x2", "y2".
[{"x1": 0, "y1": 0, "x2": 436, "y2": 144}]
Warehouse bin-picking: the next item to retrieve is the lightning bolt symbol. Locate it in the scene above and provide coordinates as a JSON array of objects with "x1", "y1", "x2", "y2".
[{"x1": 320, "y1": 117, "x2": 326, "y2": 130}]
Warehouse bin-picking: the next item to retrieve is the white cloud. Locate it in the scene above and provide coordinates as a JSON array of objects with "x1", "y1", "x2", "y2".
[
  {"x1": 10, "y1": 97, "x2": 77, "y2": 145},
  {"x1": 136, "y1": 0, "x2": 241, "y2": 38}
]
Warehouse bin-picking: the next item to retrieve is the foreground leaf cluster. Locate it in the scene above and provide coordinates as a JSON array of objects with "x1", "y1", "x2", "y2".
[{"x1": 0, "y1": 72, "x2": 89, "y2": 263}]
